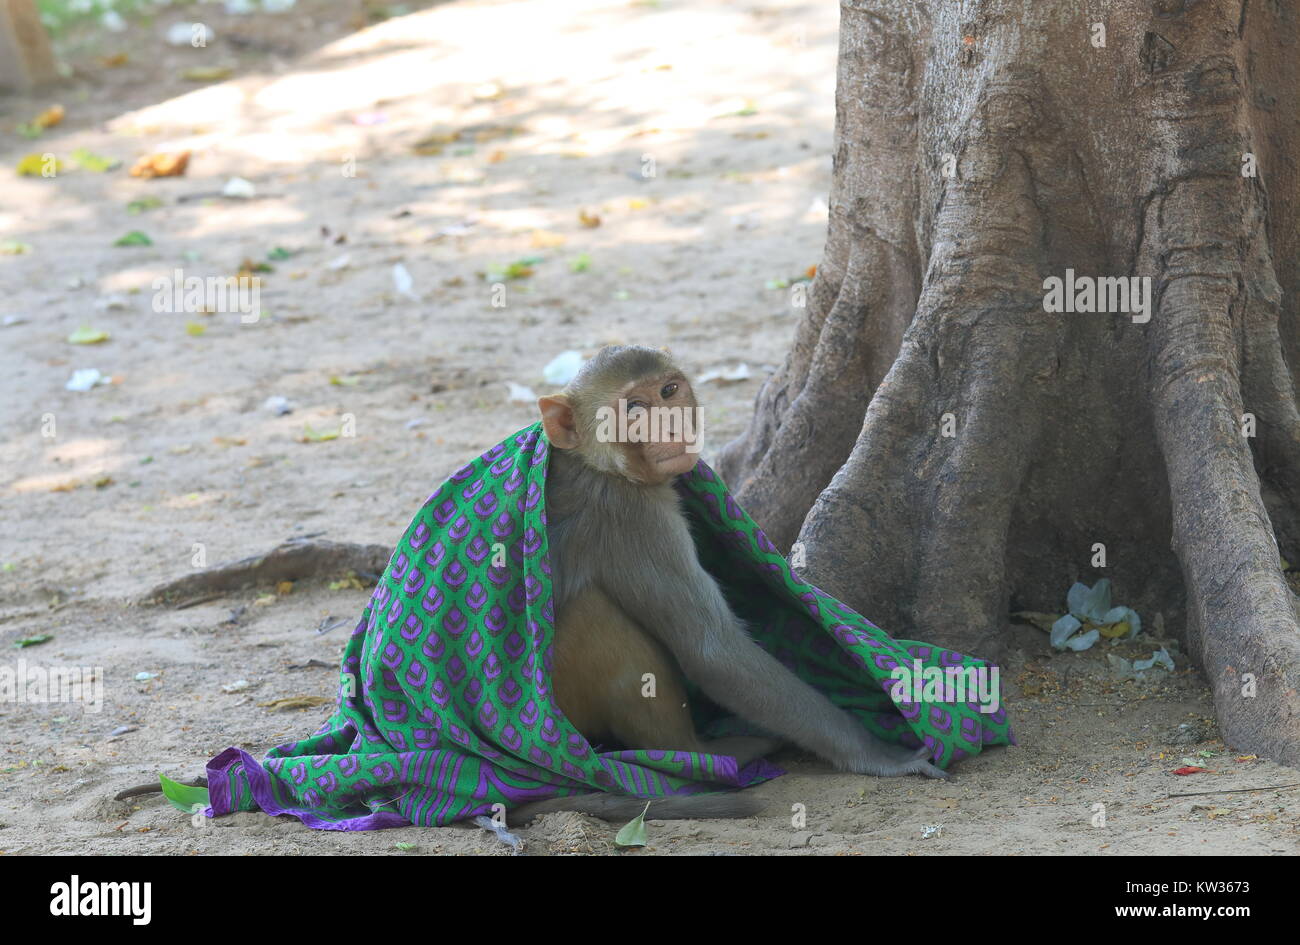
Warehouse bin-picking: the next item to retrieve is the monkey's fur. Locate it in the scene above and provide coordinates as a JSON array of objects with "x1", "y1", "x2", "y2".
[{"x1": 531, "y1": 346, "x2": 945, "y2": 821}]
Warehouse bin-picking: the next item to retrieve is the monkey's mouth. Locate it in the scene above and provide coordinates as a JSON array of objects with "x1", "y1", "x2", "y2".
[{"x1": 649, "y1": 447, "x2": 699, "y2": 476}]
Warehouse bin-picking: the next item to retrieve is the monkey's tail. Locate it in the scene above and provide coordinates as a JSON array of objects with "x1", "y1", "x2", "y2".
[{"x1": 509, "y1": 791, "x2": 763, "y2": 824}]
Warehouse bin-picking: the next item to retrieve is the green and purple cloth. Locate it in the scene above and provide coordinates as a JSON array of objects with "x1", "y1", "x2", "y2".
[{"x1": 205, "y1": 423, "x2": 1013, "y2": 829}]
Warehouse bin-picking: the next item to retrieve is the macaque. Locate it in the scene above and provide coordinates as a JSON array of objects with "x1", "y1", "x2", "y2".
[
  {"x1": 522, "y1": 345, "x2": 944, "y2": 820},
  {"x1": 119, "y1": 346, "x2": 942, "y2": 826}
]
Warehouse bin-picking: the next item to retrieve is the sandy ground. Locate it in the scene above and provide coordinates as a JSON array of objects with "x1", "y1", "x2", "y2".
[{"x1": 1, "y1": 0, "x2": 1297, "y2": 856}]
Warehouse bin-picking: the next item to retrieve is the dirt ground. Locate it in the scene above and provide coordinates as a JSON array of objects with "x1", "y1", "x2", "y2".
[{"x1": 2, "y1": 0, "x2": 1297, "y2": 856}]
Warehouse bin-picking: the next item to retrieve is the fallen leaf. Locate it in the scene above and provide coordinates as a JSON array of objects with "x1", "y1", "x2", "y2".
[
  {"x1": 114, "y1": 230, "x2": 153, "y2": 247},
  {"x1": 16, "y1": 153, "x2": 62, "y2": 176},
  {"x1": 0, "y1": 240, "x2": 32, "y2": 255},
  {"x1": 67, "y1": 325, "x2": 110, "y2": 344},
  {"x1": 411, "y1": 131, "x2": 459, "y2": 155},
  {"x1": 17, "y1": 104, "x2": 65, "y2": 137},
  {"x1": 71, "y1": 148, "x2": 120, "y2": 172},
  {"x1": 1098, "y1": 620, "x2": 1132, "y2": 639},
  {"x1": 237, "y1": 258, "x2": 273, "y2": 277},
  {"x1": 1173, "y1": 766, "x2": 1209, "y2": 776},
  {"x1": 129, "y1": 151, "x2": 190, "y2": 179},
  {"x1": 182, "y1": 66, "x2": 233, "y2": 82},
  {"x1": 614, "y1": 802, "x2": 651, "y2": 848},
  {"x1": 530, "y1": 229, "x2": 566, "y2": 249},
  {"x1": 127, "y1": 196, "x2": 163, "y2": 214},
  {"x1": 578, "y1": 209, "x2": 601, "y2": 228},
  {"x1": 301, "y1": 424, "x2": 341, "y2": 442},
  {"x1": 35, "y1": 104, "x2": 65, "y2": 128},
  {"x1": 484, "y1": 256, "x2": 544, "y2": 281}
]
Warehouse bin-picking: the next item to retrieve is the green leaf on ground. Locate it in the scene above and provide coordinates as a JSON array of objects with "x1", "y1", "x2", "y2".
[
  {"x1": 614, "y1": 802, "x2": 651, "y2": 848},
  {"x1": 159, "y1": 774, "x2": 210, "y2": 814},
  {"x1": 114, "y1": 230, "x2": 153, "y2": 247}
]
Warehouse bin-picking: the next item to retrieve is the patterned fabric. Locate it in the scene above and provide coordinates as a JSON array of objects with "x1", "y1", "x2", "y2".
[{"x1": 205, "y1": 423, "x2": 1014, "y2": 829}]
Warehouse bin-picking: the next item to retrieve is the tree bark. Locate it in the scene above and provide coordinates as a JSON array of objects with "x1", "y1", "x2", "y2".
[
  {"x1": 720, "y1": 0, "x2": 1300, "y2": 763},
  {"x1": 0, "y1": 0, "x2": 58, "y2": 91}
]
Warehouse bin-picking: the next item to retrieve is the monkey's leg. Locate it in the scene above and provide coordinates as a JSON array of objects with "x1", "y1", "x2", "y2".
[
  {"x1": 552, "y1": 587, "x2": 623, "y2": 742},
  {"x1": 591, "y1": 598, "x2": 705, "y2": 753},
  {"x1": 556, "y1": 589, "x2": 782, "y2": 766},
  {"x1": 525, "y1": 589, "x2": 763, "y2": 826},
  {"x1": 553, "y1": 585, "x2": 701, "y2": 748},
  {"x1": 603, "y1": 650, "x2": 785, "y2": 766}
]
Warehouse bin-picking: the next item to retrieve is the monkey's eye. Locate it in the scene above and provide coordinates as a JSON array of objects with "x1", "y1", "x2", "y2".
[
  {"x1": 660, "y1": 383, "x2": 678, "y2": 399},
  {"x1": 627, "y1": 400, "x2": 649, "y2": 413}
]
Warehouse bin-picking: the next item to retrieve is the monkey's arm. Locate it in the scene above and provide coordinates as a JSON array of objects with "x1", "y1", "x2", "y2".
[{"x1": 598, "y1": 528, "x2": 945, "y2": 779}]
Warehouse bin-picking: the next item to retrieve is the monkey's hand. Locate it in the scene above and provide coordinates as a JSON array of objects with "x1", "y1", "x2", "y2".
[{"x1": 842, "y1": 740, "x2": 950, "y2": 779}]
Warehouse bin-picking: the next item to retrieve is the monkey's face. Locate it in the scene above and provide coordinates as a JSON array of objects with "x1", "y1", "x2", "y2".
[
  {"x1": 539, "y1": 346, "x2": 705, "y2": 485},
  {"x1": 610, "y1": 372, "x2": 701, "y2": 484}
]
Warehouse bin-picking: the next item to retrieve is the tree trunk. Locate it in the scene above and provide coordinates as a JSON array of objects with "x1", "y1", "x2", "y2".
[
  {"x1": 0, "y1": 0, "x2": 59, "y2": 91},
  {"x1": 719, "y1": 0, "x2": 1300, "y2": 764}
]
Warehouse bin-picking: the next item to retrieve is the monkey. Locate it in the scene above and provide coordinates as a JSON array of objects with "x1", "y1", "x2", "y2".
[
  {"x1": 524, "y1": 345, "x2": 945, "y2": 821},
  {"x1": 116, "y1": 346, "x2": 942, "y2": 827}
]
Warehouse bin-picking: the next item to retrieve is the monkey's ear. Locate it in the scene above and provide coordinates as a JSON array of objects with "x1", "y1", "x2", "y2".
[{"x1": 538, "y1": 395, "x2": 580, "y2": 449}]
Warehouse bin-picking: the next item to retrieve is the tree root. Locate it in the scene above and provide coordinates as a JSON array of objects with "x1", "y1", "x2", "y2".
[
  {"x1": 799, "y1": 71, "x2": 1086, "y2": 657},
  {"x1": 716, "y1": 6, "x2": 923, "y2": 548},
  {"x1": 143, "y1": 538, "x2": 390, "y2": 606},
  {"x1": 114, "y1": 776, "x2": 207, "y2": 802},
  {"x1": 1137, "y1": 30, "x2": 1300, "y2": 764}
]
